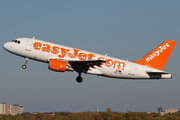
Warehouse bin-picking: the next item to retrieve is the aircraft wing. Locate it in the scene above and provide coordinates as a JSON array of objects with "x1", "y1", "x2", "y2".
[{"x1": 68, "y1": 60, "x2": 106, "y2": 73}]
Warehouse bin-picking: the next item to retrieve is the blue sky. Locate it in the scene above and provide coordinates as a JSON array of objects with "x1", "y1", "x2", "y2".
[{"x1": 0, "y1": 1, "x2": 180, "y2": 113}]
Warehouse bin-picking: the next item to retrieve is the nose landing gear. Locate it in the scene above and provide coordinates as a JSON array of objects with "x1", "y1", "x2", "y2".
[
  {"x1": 22, "y1": 58, "x2": 29, "y2": 69},
  {"x1": 76, "y1": 72, "x2": 83, "y2": 83}
]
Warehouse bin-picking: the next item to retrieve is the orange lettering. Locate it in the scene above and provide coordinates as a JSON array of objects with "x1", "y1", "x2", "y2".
[
  {"x1": 87, "y1": 54, "x2": 95, "y2": 60},
  {"x1": 33, "y1": 42, "x2": 42, "y2": 50},
  {"x1": 42, "y1": 44, "x2": 51, "y2": 52},
  {"x1": 68, "y1": 49, "x2": 79, "y2": 58},
  {"x1": 33, "y1": 42, "x2": 126, "y2": 71},
  {"x1": 58, "y1": 48, "x2": 70, "y2": 58},
  {"x1": 121, "y1": 62, "x2": 125, "y2": 70},
  {"x1": 51, "y1": 46, "x2": 59, "y2": 54},
  {"x1": 105, "y1": 59, "x2": 113, "y2": 67},
  {"x1": 113, "y1": 61, "x2": 125, "y2": 70},
  {"x1": 78, "y1": 53, "x2": 87, "y2": 61}
]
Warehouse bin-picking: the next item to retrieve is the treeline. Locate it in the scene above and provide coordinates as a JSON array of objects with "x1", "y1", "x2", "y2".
[{"x1": 1, "y1": 110, "x2": 180, "y2": 120}]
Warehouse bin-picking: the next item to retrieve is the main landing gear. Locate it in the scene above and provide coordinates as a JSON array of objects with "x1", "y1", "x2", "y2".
[
  {"x1": 22, "y1": 58, "x2": 29, "y2": 69},
  {"x1": 76, "y1": 72, "x2": 83, "y2": 83}
]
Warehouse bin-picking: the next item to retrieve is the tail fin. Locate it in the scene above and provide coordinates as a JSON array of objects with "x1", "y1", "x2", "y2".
[{"x1": 133, "y1": 40, "x2": 176, "y2": 70}]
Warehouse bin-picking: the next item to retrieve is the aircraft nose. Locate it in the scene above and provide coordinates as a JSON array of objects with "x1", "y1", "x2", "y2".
[
  {"x1": 3, "y1": 43, "x2": 8, "y2": 50},
  {"x1": 3, "y1": 42, "x2": 11, "y2": 51}
]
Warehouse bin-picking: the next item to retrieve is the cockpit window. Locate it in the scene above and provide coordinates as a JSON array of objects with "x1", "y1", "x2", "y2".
[{"x1": 12, "y1": 40, "x2": 20, "y2": 44}]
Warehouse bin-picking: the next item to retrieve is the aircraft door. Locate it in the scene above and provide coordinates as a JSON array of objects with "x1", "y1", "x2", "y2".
[
  {"x1": 129, "y1": 64, "x2": 136, "y2": 76},
  {"x1": 25, "y1": 40, "x2": 33, "y2": 51}
]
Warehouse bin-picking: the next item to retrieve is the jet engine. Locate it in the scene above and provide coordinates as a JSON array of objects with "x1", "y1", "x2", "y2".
[{"x1": 48, "y1": 59, "x2": 73, "y2": 72}]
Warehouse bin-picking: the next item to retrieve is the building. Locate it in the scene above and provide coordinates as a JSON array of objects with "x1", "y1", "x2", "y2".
[
  {"x1": 0, "y1": 103, "x2": 24, "y2": 115},
  {"x1": 0, "y1": 102, "x2": 6, "y2": 115},
  {"x1": 18, "y1": 105, "x2": 24, "y2": 115},
  {"x1": 158, "y1": 107, "x2": 178, "y2": 116},
  {"x1": 5, "y1": 105, "x2": 13, "y2": 115},
  {"x1": 12, "y1": 104, "x2": 19, "y2": 115}
]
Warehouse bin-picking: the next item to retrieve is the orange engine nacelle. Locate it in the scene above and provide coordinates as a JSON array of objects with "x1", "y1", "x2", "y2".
[{"x1": 48, "y1": 59, "x2": 68, "y2": 72}]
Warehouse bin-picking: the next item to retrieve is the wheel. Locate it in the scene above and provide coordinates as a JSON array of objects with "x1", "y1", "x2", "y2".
[
  {"x1": 76, "y1": 76, "x2": 83, "y2": 83},
  {"x1": 22, "y1": 65, "x2": 26, "y2": 69}
]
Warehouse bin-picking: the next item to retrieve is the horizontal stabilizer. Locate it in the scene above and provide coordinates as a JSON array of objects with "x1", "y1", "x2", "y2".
[
  {"x1": 146, "y1": 71, "x2": 172, "y2": 79},
  {"x1": 146, "y1": 71, "x2": 169, "y2": 74}
]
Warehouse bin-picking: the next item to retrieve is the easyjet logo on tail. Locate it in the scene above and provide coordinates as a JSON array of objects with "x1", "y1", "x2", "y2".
[
  {"x1": 133, "y1": 40, "x2": 176, "y2": 70},
  {"x1": 33, "y1": 42, "x2": 126, "y2": 71},
  {"x1": 146, "y1": 43, "x2": 170, "y2": 62}
]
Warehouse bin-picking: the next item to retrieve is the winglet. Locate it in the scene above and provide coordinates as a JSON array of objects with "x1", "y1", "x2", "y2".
[{"x1": 133, "y1": 40, "x2": 176, "y2": 70}]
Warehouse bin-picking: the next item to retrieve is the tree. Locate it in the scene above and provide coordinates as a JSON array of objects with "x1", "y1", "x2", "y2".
[
  {"x1": 107, "y1": 108, "x2": 111, "y2": 113},
  {"x1": 42, "y1": 114, "x2": 54, "y2": 120}
]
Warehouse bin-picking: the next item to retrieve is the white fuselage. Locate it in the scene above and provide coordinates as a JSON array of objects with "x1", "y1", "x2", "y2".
[{"x1": 3, "y1": 38, "x2": 172, "y2": 80}]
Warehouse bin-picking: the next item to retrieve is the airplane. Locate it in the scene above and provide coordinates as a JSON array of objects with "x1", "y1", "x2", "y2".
[{"x1": 3, "y1": 38, "x2": 176, "y2": 83}]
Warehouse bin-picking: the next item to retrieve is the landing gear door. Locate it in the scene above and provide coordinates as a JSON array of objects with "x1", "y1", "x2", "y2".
[
  {"x1": 25, "y1": 40, "x2": 32, "y2": 51},
  {"x1": 129, "y1": 64, "x2": 136, "y2": 76}
]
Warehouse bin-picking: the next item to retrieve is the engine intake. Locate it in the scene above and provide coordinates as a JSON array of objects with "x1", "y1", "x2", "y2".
[{"x1": 48, "y1": 59, "x2": 73, "y2": 72}]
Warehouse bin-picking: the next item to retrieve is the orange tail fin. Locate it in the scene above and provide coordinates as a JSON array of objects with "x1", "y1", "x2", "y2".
[{"x1": 133, "y1": 40, "x2": 176, "y2": 70}]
